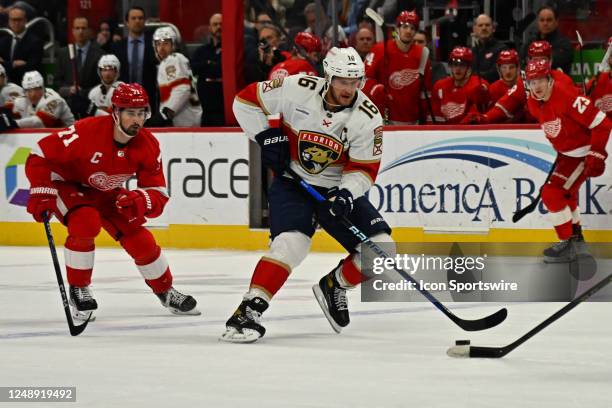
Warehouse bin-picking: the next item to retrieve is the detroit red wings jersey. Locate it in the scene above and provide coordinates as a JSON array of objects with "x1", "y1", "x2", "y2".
[
  {"x1": 26, "y1": 116, "x2": 168, "y2": 214},
  {"x1": 489, "y1": 80, "x2": 512, "y2": 104},
  {"x1": 431, "y1": 75, "x2": 489, "y2": 124},
  {"x1": 157, "y1": 52, "x2": 202, "y2": 127},
  {"x1": 365, "y1": 40, "x2": 432, "y2": 123},
  {"x1": 0, "y1": 82, "x2": 23, "y2": 110},
  {"x1": 233, "y1": 74, "x2": 383, "y2": 198},
  {"x1": 88, "y1": 80, "x2": 124, "y2": 115},
  {"x1": 269, "y1": 58, "x2": 318, "y2": 80},
  {"x1": 587, "y1": 72, "x2": 612, "y2": 119},
  {"x1": 12, "y1": 88, "x2": 74, "y2": 128},
  {"x1": 527, "y1": 81, "x2": 610, "y2": 156}
]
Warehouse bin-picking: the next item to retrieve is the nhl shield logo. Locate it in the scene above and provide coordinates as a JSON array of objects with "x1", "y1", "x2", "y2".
[{"x1": 298, "y1": 130, "x2": 343, "y2": 174}]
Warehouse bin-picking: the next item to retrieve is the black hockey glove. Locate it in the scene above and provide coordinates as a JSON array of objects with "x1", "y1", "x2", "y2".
[
  {"x1": 255, "y1": 127, "x2": 289, "y2": 174},
  {"x1": 327, "y1": 188, "x2": 354, "y2": 219},
  {"x1": 0, "y1": 107, "x2": 17, "y2": 131}
]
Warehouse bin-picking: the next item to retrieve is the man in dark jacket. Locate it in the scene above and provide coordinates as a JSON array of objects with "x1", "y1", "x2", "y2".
[
  {"x1": 471, "y1": 14, "x2": 507, "y2": 84},
  {"x1": 521, "y1": 5, "x2": 572, "y2": 74},
  {"x1": 192, "y1": 13, "x2": 224, "y2": 126},
  {"x1": 111, "y1": 6, "x2": 159, "y2": 112},
  {"x1": 0, "y1": 6, "x2": 43, "y2": 84}
]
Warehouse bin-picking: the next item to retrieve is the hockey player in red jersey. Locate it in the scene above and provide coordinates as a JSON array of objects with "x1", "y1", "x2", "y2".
[
  {"x1": 525, "y1": 59, "x2": 611, "y2": 262},
  {"x1": 222, "y1": 47, "x2": 395, "y2": 342},
  {"x1": 364, "y1": 10, "x2": 432, "y2": 124},
  {"x1": 25, "y1": 83, "x2": 200, "y2": 319},
  {"x1": 269, "y1": 32, "x2": 321, "y2": 80},
  {"x1": 586, "y1": 36, "x2": 612, "y2": 120},
  {"x1": 431, "y1": 46, "x2": 489, "y2": 124},
  {"x1": 465, "y1": 40, "x2": 574, "y2": 124},
  {"x1": 488, "y1": 49, "x2": 520, "y2": 104}
]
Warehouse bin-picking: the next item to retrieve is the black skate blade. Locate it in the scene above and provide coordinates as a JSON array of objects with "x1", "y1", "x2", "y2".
[{"x1": 312, "y1": 284, "x2": 343, "y2": 334}]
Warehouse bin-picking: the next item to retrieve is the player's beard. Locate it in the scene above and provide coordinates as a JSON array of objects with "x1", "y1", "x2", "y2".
[{"x1": 124, "y1": 123, "x2": 141, "y2": 136}]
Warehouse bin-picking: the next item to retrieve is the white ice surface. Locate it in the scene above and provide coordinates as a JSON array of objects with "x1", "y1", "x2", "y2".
[{"x1": 1, "y1": 246, "x2": 611, "y2": 408}]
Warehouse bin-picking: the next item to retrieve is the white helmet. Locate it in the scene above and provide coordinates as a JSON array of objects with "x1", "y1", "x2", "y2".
[
  {"x1": 0, "y1": 64, "x2": 5, "y2": 77},
  {"x1": 153, "y1": 26, "x2": 177, "y2": 45},
  {"x1": 22, "y1": 71, "x2": 44, "y2": 90},
  {"x1": 98, "y1": 54, "x2": 121, "y2": 71},
  {"x1": 323, "y1": 47, "x2": 365, "y2": 80}
]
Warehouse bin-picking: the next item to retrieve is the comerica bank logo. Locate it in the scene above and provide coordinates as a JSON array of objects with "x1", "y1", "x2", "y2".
[
  {"x1": 380, "y1": 136, "x2": 555, "y2": 173},
  {"x1": 5, "y1": 147, "x2": 31, "y2": 206}
]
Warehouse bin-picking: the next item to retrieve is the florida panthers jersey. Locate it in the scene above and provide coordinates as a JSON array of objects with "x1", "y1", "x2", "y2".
[
  {"x1": 12, "y1": 88, "x2": 74, "y2": 128},
  {"x1": 587, "y1": 71, "x2": 612, "y2": 119},
  {"x1": 88, "y1": 81, "x2": 124, "y2": 115},
  {"x1": 269, "y1": 58, "x2": 318, "y2": 80},
  {"x1": 527, "y1": 80, "x2": 611, "y2": 157},
  {"x1": 0, "y1": 82, "x2": 23, "y2": 110},
  {"x1": 157, "y1": 52, "x2": 202, "y2": 127},
  {"x1": 365, "y1": 40, "x2": 432, "y2": 123},
  {"x1": 233, "y1": 74, "x2": 383, "y2": 198},
  {"x1": 25, "y1": 115, "x2": 169, "y2": 215}
]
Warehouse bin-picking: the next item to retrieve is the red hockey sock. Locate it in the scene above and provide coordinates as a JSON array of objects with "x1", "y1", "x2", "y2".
[
  {"x1": 339, "y1": 254, "x2": 366, "y2": 287},
  {"x1": 249, "y1": 257, "x2": 290, "y2": 299},
  {"x1": 554, "y1": 220, "x2": 573, "y2": 241},
  {"x1": 64, "y1": 207, "x2": 100, "y2": 287}
]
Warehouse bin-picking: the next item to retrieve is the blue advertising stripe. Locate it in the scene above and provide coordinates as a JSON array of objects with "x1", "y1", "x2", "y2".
[
  {"x1": 382, "y1": 153, "x2": 508, "y2": 173},
  {"x1": 5, "y1": 165, "x2": 16, "y2": 197},
  {"x1": 382, "y1": 145, "x2": 552, "y2": 173}
]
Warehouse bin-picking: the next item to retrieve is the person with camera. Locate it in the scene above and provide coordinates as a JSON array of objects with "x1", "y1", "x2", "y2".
[{"x1": 246, "y1": 23, "x2": 291, "y2": 84}]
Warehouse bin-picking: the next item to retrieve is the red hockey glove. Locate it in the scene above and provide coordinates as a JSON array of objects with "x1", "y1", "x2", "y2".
[
  {"x1": 583, "y1": 150, "x2": 607, "y2": 178},
  {"x1": 116, "y1": 189, "x2": 149, "y2": 222},
  {"x1": 27, "y1": 186, "x2": 59, "y2": 222}
]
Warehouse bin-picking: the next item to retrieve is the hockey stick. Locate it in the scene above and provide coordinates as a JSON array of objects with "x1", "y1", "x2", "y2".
[
  {"x1": 512, "y1": 157, "x2": 557, "y2": 223},
  {"x1": 575, "y1": 31, "x2": 587, "y2": 95},
  {"x1": 68, "y1": 44, "x2": 80, "y2": 92},
  {"x1": 286, "y1": 167, "x2": 508, "y2": 331},
  {"x1": 365, "y1": 8, "x2": 389, "y2": 123},
  {"x1": 42, "y1": 213, "x2": 90, "y2": 336},
  {"x1": 448, "y1": 269, "x2": 611, "y2": 359}
]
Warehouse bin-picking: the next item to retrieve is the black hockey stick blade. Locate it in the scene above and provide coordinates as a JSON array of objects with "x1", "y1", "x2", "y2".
[
  {"x1": 449, "y1": 307, "x2": 508, "y2": 332},
  {"x1": 447, "y1": 271, "x2": 612, "y2": 358},
  {"x1": 512, "y1": 196, "x2": 539, "y2": 223},
  {"x1": 43, "y1": 215, "x2": 90, "y2": 336}
]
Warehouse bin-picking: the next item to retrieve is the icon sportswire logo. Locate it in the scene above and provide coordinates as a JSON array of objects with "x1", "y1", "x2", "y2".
[
  {"x1": 380, "y1": 136, "x2": 556, "y2": 173},
  {"x1": 5, "y1": 147, "x2": 31, "y2": 206}
]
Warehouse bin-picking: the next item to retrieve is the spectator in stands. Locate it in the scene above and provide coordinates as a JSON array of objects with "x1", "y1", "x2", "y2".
[
  {"x1": 0, "y1": 63, "x2": 23, "y2": 111},
  {"x1": 153, "y1": 27, "x2": 202, "y2": 127},
  {"x1": 364, "y1": 10, "x2": 432, "y2": 124},
  {"x1": 354, "y1": 27, "x2": 374, "y2": 60},
  {"x1": 586, "y1": 36, "x2": 611, "y2": 119},
  {"x1": 303, "y1": 2, "x2": 348, "y2": 53},
  {"x1": 12, "y1": 70, "x2": 74, "y2": 128},
  {"x1": 192, "y1": 12, "x2": 224, "y2": 126},
  {"x1": 521, "y1": 5, "x2": 572, "y2": 74},
  {"x1": 0, "y1": 6, "x2": 43, "y2": 84},
  {"x1": 414, "y1": 29, "x2": 448, "y2": 84},
  {"x1": 88, "y1": 54, "x2": 123, "y2": 116},
  {"x1": 269, "y1": 32, "x2": 321, "y2": 80},
  {"x1": 431, "y1": 46, "x2": 489, "y2": 124},
  {"x1": 254, "y1": 11, "x2": 274, "y2": 32},
  {"x1": 112, "y1": 6, "x2": 159, "y2": 113},
  {"x1": 246, "y1": 23, "x2": 290, "y2": 84},
  {"x1": 56, "y1": 17, "x2": 105, "y2": 99},
  {"x1": 96, "y1": 19, "x2": 121, "y2": 53},
  {"x1": 471, "y1": 14, "x2": 507, "y2": 84}
]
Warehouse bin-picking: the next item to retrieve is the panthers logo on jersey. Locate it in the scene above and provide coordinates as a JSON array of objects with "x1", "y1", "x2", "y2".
[{"x1": 298, "y1": 130, "x2": 343, "y2": 174}]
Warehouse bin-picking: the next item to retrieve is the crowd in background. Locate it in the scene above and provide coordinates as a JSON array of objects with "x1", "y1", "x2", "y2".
[{"x1": 0, "y1": 1, "x2": 610, "y2": 130}]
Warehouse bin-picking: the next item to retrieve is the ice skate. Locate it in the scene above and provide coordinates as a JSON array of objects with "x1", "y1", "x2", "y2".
[
  {"x1": 312, "y1": 266, "x2": 349, "y2": 333},
  {"x1": 156, "y1": 287, "x2": 200, "y2": 316},
  {"x1": 69, "y1": 285, "x2": 97, "y2": 322},
  {"x1": 543, "y1": 238, "x2": 577, "y2": 263},
  {"x1": 220, "y1": 296, "x2": 269, "y2": 343}
]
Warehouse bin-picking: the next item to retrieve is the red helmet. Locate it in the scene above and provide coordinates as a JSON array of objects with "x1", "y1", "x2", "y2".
[
  {"x1": 111, "y1": 83, "x2": 150, "y2": 109},
  {"x1": 525, "y1": 59, "x2": 551, "y2": 80},
  {"x1": 294, "y1": 32, "x2": 322, "y2": 53},
  {"x1": 449, "y1": 46, "x2": 473, "y2": 65},
  {"x1": 396, "y1": 10, "x2": 419, "y2": 29},
  {"x1": 528, "y1": 41, "x2": 552, "y2": 59},
  {"x1": 608, "y1": 36, "x2": 612, "y2": 48},
  {"x1": 496, "y1": 49, "x2": 519, "y2": 66}
]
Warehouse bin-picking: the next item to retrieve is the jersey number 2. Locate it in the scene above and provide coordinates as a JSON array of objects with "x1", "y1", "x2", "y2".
[
  {"x1": 57, "y1": 125, "x2": 79, "y2": 147},
  {"x1": 572, "y1": 96, "x2": 590, "y2": 114}
]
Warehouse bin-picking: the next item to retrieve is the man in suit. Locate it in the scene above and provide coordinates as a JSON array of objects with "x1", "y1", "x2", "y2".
[
  {"x1": 56, "y1": 16, "x2": 105, "y2": 99},
  {"x1": 111, "y1": 6, "x2": 158, "y2": 112},
  {"x1": 0, "y1": 6, "x2": 44, "y2": 85}
]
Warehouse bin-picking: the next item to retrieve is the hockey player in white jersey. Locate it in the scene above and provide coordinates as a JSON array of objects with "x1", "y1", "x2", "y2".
[
  {"x1": 88, "y1": 54, "x2": 124, "y2": 115},
  {"x1": 221, "y1": 47, "x2": 395, "y2": 343},
  {"x1": 153, "y1": 27, "x2": 202, "y2": 127},
  {"x1": 0, "y1": 64, "x2": 24, "y2": 110},
  {"x1": 12, "y1": 71, "x2": 75, "y2": 128}
]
